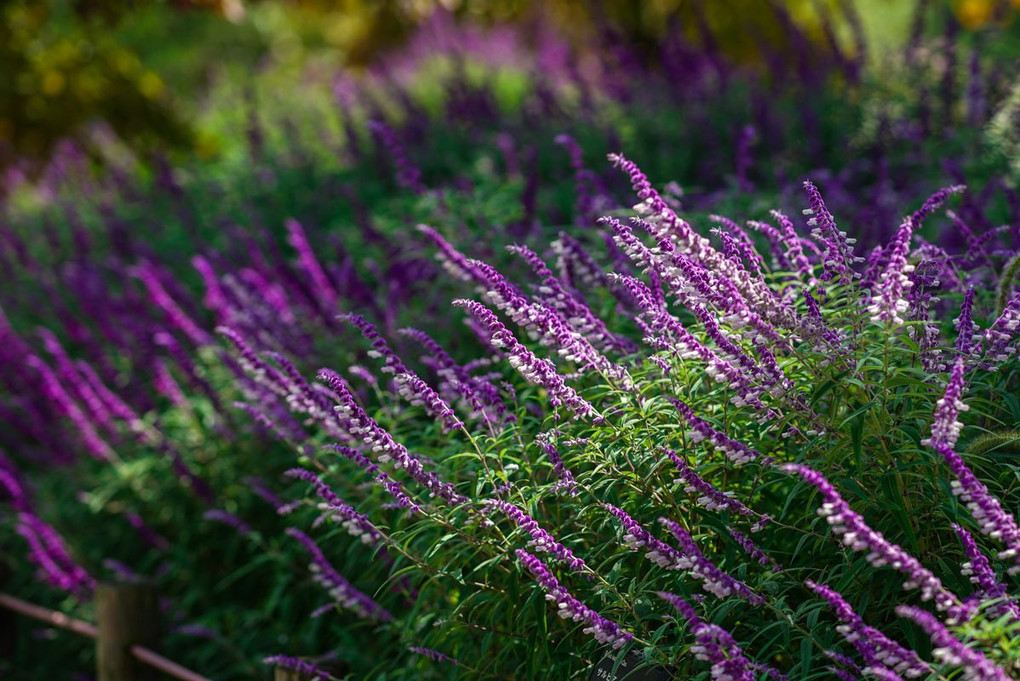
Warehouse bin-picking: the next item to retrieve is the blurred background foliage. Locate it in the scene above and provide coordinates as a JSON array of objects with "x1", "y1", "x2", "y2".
[{"x1": 2, "y1": 0, "x2": 1018, "y2": 192}]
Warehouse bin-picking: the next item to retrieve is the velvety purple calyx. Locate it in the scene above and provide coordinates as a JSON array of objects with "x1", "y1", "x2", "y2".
[
  {"x1": 284, "y1": 467, "x2": 388, "y2": 544},
  {"x1": 786, "y1": 465, "x2": 957, "y2": 611},
  {"x1": 896, "y1": 605, "x2": 1009, "y2": 681},
  {"x1": 806, "y1": 580, "x2": 929, "y2": 678},
  {"x1": 657, "y1": 592, "x2": 764, "y2": 681},
  {"x1": 515, "y1": 549, "x2": 632, "y2": 648},
  {"x1": 659, "y1": 518, "x2": 763, "y2": 604},
  {"x1": 921, "y1": 357, "x2": 967, "y2": 449},
  {"x1": 452, "y1": 299, "x2": 595, "y2": 420},
  {"x1": 667, "y1": 450, "x2": 768, "y2": 529},
  {"x1": 285, "y1": 528, "x2": 391, "y2": 621},
  {"x1": 801, "y1": 180, "x2": 860, "y2": 283},
  {"x1": 316, "y1": 369, "x2": 466, "y2": 505},
  {"x1": 488, "y1": 499, "x2": 586, "y2": 572}
]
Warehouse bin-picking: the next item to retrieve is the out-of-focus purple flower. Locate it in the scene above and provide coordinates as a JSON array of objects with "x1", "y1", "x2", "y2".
[
  {"x1": 28, "y1": 355, "x2": 116, "y2": 462},
  {"x1": 263, "y1": 655, "x2": 332, "y2": 680},
  {"x1": 285, "y1": 219, "x2": 339, "y2": 314},
  {"x1": 16, "y1": 512, "x2": 95, "y2": 598},
  {"x1": 243, "y1": 476, "x2": 286, "y2": 509},
  {"x1": 285, "y1": 528, "x2": 391, "y2": 621},
  {"x1": 806, "y1": 580, "x2": 929, "y2": 678},
  {"x1": 895, "y1": 605, "x2": 1009, "y2": 681},
  {"x1": 408, "y1": 646, "x2": 458, "y2": 665},
  {"x1": 124, "y1": 510, "x2": 170, "y2": 551},
  {"x1": 735, "y1": 125, "x2": 756, "y2": 193},
  {"x1": 786, "y1": 465, "x2": 957, "y2": 611},
  {"x1": 203, "y1": 509, "x2": 254, "y2": 537},
  {"x1": 554, "y1": 133, "x2": 610, "y2": 226},
  {"x1": 515, "y1": 549, "x2": 632, "y2": 649},
  {"x1": 368, "y1": 120, "x2": 425, "y2": 194},
  {"x1": 453, "y1": 300, "x2": 595, "y2": 420},
  {"x1": 129, "y1": 262, "x2": 211, "y2": 346}
]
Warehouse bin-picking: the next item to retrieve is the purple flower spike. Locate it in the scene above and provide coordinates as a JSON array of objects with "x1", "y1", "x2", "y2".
[
  {"x1": 667, "y1": 450, "x2": 768, "y2": 528},
  {"x1": 921, "y1": 357, "x2": 968, "y2": 449},
  {"x1": 806, "y1": 580, "x2": 930, "y2": 678},
  {"x1": 802, "y1": 180, "x2": 860, "y2": 284},
  {"x1": 671, "y1": 400, "x2": 763, "y2": 465},
  {"x1": 285, "y1": 219, "x2": 339, "y2": 314},
  {"x1": 868, "y1": 217, "x2": 916, "y2": 325},
  {"x1": 263, "y1": 655, "x2": 332, "y2": 680},
  {"x1": 952, "y1": 524, "x2": 1019, "y2": 621},
  {"x1": 954, "y1": 288, "x2": 978, "y2": 356},
  {"x1": 284, "y1": 468, "x2": 386, "y2": 545},
  {"x1": 602, "y1": 504, "x2": 685, "y2": 570},
  {"x1": 727, "y1": 528, "x2": 778, "y2": 570},
  {"x1": 285, "y1": 528, "x2": 391, "y2": 621},
  {"x1": 488, "y1": 499, "x2": 586, "y2": 572},
  {"x1": 981, "y1": 292, "x2": 1020, "y2": 368},
  {"x1": 659, "y1": 518, "x2": 763, "y2": 604},
  {"x1": 368, "y1": 120, "x2": 425, "y2": 194},
  {"x1": 203, "y1": 509, "x2": 253, "y2": 537},
  {"x1": 658, "y1": 592, "x2": 764, "y2": 681},
  {"x1": 896, "y1": 605, "x2": 1009, "y2": 681},
  {"x1": 130, "y1": 262, "x2": 211, "y2": 346},
  {"x1": 316, "y1": 369, "x2": 466, "y2": 505},
  {"x1": 786, "y1": 466, "x2": 957, "y2": 611},
  {"x1": 408, "y1": 646, "x2": 458, "y2": 665},
  {"x1": 453, "y1": 300, "x2": 595, "y2": 420},
  {"x1": 932, "y1": 443, "x2": 1020, "y2": 574},
  {"x1": 536, "y1": 437, "x2": 577, "y2": 495},
  {"x1": 515, "y1": 549, "x2": 632, "y2": 649}
]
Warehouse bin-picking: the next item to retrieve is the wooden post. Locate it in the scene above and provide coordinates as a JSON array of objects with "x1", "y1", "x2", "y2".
[
  {"x1": 96, "y1": 582, "x2": 159, "y2": 681},
  {"x1": 274, "y1": 668, "x2": 307, "y2": 681}
]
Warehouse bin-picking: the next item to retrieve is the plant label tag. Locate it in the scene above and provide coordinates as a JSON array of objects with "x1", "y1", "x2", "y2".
[{"x1": 588, "y1": 651, "x2": 672, "y2": 681}]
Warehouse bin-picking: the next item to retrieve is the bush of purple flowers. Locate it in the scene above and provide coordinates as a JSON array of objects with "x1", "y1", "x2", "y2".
[
  {"x1": 5, "y1": 136, "x2": 1020, "y2": 677},
  {"x1": 195, "y1": 154, "x2": 1020, "y2": 678},
  {"x1": 4, "y1": 7, "x2": 1020, "y2": 679}
]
